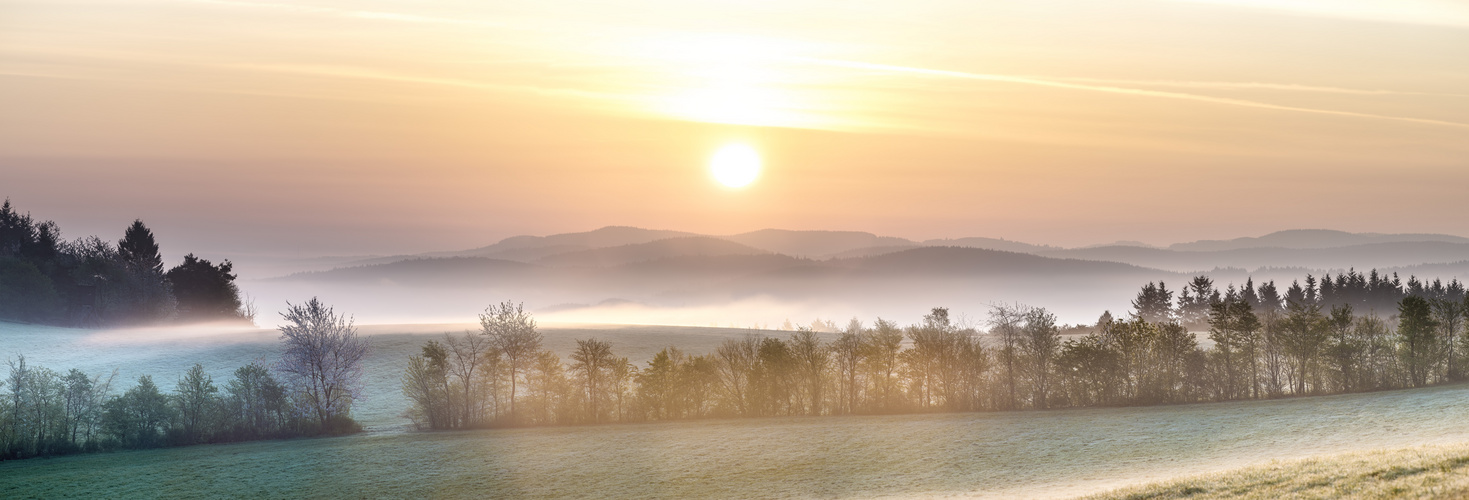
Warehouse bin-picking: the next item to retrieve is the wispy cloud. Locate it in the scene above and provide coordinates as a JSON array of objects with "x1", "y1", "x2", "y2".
[
  {"x1": 1173, "y1": 0, "x2": 1469, "y2": 29},
  {"x1": 218, "y1": 63, "x2": 641, "y2": 102},
  {"x1": 1048, "y1": 77, "x2": 1463, "y2": 97},
  {"x1": 799, "y1": 58, "x2": 1469, "y2": 130}
]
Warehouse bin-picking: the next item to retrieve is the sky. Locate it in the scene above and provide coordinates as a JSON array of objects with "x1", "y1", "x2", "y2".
[{"x1": 3, "y1": 0, "x2": 1468, "y2": 262}]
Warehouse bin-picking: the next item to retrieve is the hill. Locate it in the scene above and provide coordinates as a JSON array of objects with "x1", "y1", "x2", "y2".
[
  {"x1": 535, "y1": 237, "x2": 769, "y2": 267},
  {"x1": 1044, "y1": 241, "x2": 1469, "y2": 274},
  {"x1": 720, "y1": 229, "x2": 916, "y2": 257},
  {"x1": 427, "y1": 226, "x2": 699, "y2": 261},
  {"x1": 1170, "y1": 229, "x2": 1469, "y2": 252}
]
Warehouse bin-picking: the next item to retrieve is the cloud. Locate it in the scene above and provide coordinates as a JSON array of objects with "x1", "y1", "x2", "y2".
[
  {"x1": 798, "y1": 58, "x2": 1469, "y2": 130},
  {"x1": 1173, "y1": 0, "x2": 1469, "y2": 29}
]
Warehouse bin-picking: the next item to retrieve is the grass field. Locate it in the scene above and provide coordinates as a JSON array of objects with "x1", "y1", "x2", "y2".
[
  {"x1": 4, "y1": 377, "x2": 1469, "y2": 498},
  {"x1": 1089, "y1": 443, "x2": 1469, "y2": 499},
  {"x1": 7, "y1": 321, "x2": 1469, "y2": 498}
]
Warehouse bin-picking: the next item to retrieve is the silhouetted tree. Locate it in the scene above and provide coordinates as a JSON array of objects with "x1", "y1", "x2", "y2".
[
  {"x1": 1131, "y1": 282, "x2": 1174, "y2": 324},
  {"x1": 166, "y1": 254, "x2": 244, "y2": 322}
]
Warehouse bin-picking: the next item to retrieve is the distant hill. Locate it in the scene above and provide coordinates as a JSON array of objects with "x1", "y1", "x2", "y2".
[
  {"x1": 428, "y1": 226, "x2": 698, "y2": 260},
  {"x1": 722, "y1": 229, "x2": 915, "y2": 257},
  {"x1": 1169, "y1": 229, "x2": 1469, "y2": 252},
  {"x1": 276, "y1": 257, "x2": 540, "y2": 286},
  {"x1": 1046, "y1": 241, "x2": 1469, "y2": 273},
  {"x1": 537, "y1": 237, "x2": 770, "y2": 267},
  {"x1": 841, "y1": 246, "x2": 1157, "y2": 276},
  {"x1": 922, "y1": 237, "x2": 1057, "y2": 254}
]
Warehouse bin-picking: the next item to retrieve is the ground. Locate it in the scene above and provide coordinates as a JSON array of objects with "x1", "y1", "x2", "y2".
[{"x1": 4, "y1": 321, "x2": 1468, "y2": 498}]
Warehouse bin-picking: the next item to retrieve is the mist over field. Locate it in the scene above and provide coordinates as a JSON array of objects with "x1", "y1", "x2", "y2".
[{"x1": 235, "y1": 227, "x2": 1469, "y2": 327}]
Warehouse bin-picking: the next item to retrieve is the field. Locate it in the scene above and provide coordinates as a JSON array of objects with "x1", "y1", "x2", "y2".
[
  {"x1": 6, "y1": 321, "x2": 1469, "y2": 498},
  {"x1": 1090, "y1": 443, "x2": 1469, "y2": 499}
]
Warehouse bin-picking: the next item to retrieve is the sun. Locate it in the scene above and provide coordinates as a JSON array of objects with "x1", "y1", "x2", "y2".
[{"x1": 709, "y1": 144, "x2": 762, "y2": 188}]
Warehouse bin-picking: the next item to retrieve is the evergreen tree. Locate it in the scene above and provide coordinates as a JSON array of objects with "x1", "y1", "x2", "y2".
[{"x1": 117, "y1": 220, "x2": 163, "y2": 275}]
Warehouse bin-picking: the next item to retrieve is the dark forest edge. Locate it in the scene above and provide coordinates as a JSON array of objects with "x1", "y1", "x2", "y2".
[
  {"x1": 0, "y1": 199, "x2": 250, "y2": 327},
  {"x1": 1, "y1": 299, "x2": 366, "y2": 461},
  {"x1": 403, "y1": 275, "x2": 1467, "y2": 430}
]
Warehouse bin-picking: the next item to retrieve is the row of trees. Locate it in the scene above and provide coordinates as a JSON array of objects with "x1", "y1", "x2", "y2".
[
  {"x1": 1145, "y1": 273, "x2": 1463, "y2": 331},
  {"x1": 405, "y1": 276, "x2": 1469, "y2": 429},
  {"x1": 0, "y1": 199, "x2": 249, "y2": 326},
  {"x1": 1, "y1": 297, "x2": 368, "y2": 460}
]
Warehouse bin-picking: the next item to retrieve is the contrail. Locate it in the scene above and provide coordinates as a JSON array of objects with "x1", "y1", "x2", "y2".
[{"x1": 798, "y1": 58, "x2": 1469, "y2": 129}]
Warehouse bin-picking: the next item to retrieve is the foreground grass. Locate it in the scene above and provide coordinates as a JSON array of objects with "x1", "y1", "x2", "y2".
[
  {"x1": 1090, "y1": 443, "x2": 1469, "y2": 500},
  {"x1": 6, "y1": 383, "x2": 1469, "y2": 499}
]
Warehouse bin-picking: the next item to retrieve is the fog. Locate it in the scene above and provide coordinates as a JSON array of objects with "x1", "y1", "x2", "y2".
[{"x1": 233, "y1": 227, "x2": 1469, "y2": 328}]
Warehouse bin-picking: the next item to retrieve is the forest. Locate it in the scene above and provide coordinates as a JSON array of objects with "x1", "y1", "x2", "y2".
[
  {"x1": 402, "y1": 274, "x2": 1468, "y2": 429},
  {"x1": 0, "y1": 200, "x2": 248, "y2": 326}
]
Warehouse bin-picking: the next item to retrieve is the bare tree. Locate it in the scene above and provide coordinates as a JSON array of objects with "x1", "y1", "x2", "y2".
[
  {"x1": 276, "y1": 297, "x2": 369, "y2": 430},
  {"x1": 445, "y1": 331, "x2": 494, "y2": 425},
  {"x1": 479, "y1": 301, "x2": 541, "y2": 422},
  {"x1": 789, "y1": 329, "x2": 828, "y2": 415},
  {"x1": 570, "y1": 338, "x2": 615, "y2": 423},
  {"x1": 988, "y1": 303, "x2": 1029, "y2": 410},
  {"x1": 715, "y1": 337, "x2": 759, "y2": 416}
]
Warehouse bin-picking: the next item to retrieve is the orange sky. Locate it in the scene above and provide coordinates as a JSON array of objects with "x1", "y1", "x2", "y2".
[{"x1": 3, "y1": 0, "x2": 1468, "y2": 258}]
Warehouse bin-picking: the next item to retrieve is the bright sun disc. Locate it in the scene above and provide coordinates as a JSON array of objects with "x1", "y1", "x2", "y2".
[{"x1": 710, "y1": 144, "x2": 761, "y2": 188}]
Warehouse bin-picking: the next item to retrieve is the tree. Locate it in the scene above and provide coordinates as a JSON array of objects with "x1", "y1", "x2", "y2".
[
  {"x1": 102, "y1": 375, "x2": 173, "y2": 448},
  {"x1": 570, "y1": 338, "x2": 615, "y2": 423},
  {"x1": 479, "y1": 301, "x2": 541, "y2": 423},
  {"x1": 607, "y1": 357, "x2": 636, "y2": 422},
  {"x1": 166, "y1": 254, "x2": 244, "y2": 322},
  {"x1": 275, "y1": 297, "x2": 369, "y2": 431},
  {"x1": 831, "y1": 324, "x2": 865, "y2": 415},
  {"x1": 1022, "y1": 307, "x2": 1061, "y2": 409},
  {"x1": 1323, "y1": 304, "x2": 1362, "y2": 393},
  {"x1": 224, "y1": 363, "x2": 288, "y2": 439},
  {"x1": 1281, "y1": 297, "x2": 1327, "y2": 394},
  {"x1": 173, "y1": 363, "x2": 220, "y2": 444},
  {"x1": 789, "y1": 329, "x2": 828, "y2": 416},
  {"x1": 444, "y1": 331, "x2": 494, "y2": 426},
  {"x1": 1430, "y1": 298, "x2": 1465, "y2": 380},
  {"x1": 1398, "y1": 295, "x2": 1439, "y2": 387},
  {"x1": 402, "y1": 341, "x2": 452, "y2": 430},
  {"x1": 1177, "y1": 276, "x2": 1216, "y2": 329},
  {"x1": 1131, "y1": 282, "x2": 1174, "y2": 324},
  {"x1": 714, "y1": 337, "x2": 759, "y2": 416},
  {"x1": 988, "y1": 304, "x2": 1028, "y2": 410},
  {"x1": 117, "y1": 220, "x2": 163, "y2": 275},
  {"x1": 862, "y1": 319, "x2": 904, "y2": 412}
]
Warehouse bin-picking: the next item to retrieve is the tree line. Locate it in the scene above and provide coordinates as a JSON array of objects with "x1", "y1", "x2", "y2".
[
  {"x1": 404, "y1": 273, "x2": 1469, "y2": 429},
  {"x1": 0, "y1": 199, "x2": 248, "y2": 326},
  {"x1": 1, "y1": 298, "x2": 369, "y2": 460}
]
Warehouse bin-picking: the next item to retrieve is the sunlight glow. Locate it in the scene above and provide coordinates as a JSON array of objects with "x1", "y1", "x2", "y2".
[
  {"x1": 640, "y1": 34, "x2": 834, "y2": 128},
  {"x1": 709, "y1": 144, "x2": 762, "y2": 188}
]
